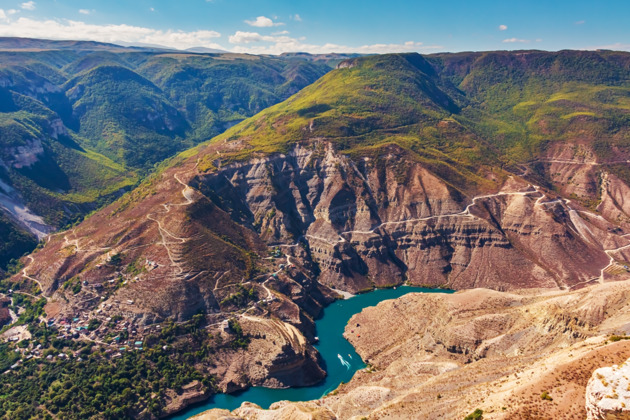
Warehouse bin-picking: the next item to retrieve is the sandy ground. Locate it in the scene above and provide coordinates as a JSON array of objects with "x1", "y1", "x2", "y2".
[{"x1": 2, "y1": 325, "x2": 31, "y2": 342}]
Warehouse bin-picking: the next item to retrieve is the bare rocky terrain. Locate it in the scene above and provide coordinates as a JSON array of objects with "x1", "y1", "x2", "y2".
[
  {"x1": 196, "y1": 282, "x2": 630, "y2": 419},
  {"x1": 12, "y1": 135, "x2": 630, "y2": 413}
]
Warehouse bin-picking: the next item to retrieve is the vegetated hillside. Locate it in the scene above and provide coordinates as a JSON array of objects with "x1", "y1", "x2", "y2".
[
  {"x1": 431, "y1": 50, "x2": 630, "y2": 165},
  {"x1": 135, "y1": 53, "x2": 332, "y2": 146},
  {"x1": 4, "y1": 50, "x2": 630, "y2": 419},
  {"x1": 222, "y1": 50, "x2": 630, "y2": 178},
  {"x1": 0, "y1": 212, "x2": 37, "y2": 276},
  {"x1": 0, "y1": 40, "x2": 332, "y2": 270},
  {"x1": 65, "y1": 65, "x2": 190, "y2": 167}
]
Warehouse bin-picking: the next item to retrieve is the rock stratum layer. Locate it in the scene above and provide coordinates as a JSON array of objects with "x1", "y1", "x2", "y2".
[{"x1": 22, "y1": 140, "x2": 630, "y2": 321}]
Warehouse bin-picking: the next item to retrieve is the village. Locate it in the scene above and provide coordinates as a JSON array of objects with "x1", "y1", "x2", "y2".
[{"x1": 1, "y1": 248, "x2": 295, "y2": 373}]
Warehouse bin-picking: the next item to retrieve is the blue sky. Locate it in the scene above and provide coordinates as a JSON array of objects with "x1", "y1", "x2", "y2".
[{"x1": 0, "y1": 0, "x2": 628, "y2": 54}]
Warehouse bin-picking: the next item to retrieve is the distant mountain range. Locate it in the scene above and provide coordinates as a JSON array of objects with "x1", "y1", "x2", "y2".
[{"x1": 0, "y1": 37, "x2": 163, "y2": 52}]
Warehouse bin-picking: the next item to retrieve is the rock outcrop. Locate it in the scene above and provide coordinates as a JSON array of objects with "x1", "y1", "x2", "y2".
[
  {"x1": 214, "y1": 316, "x2": 325, "y2": 392},
  {"x1": 197, "y1": 142, "x2": 621, "y2": 293},
  {"x1": 586, "y1": 359, "x2": 630, "y2": 420}
]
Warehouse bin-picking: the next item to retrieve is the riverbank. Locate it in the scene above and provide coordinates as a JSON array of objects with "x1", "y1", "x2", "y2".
[{"x1": 169, "y1": 286, "x2": 452, "y2": 419}]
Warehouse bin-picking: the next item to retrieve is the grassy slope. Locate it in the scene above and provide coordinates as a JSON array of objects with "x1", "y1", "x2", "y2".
[
  {"x1": 136, "y1": 53, "x2": 330, "y2": 143},
  {"x1": 0, "y1": 88, "x2": 138, "y2": 209},
  {"x1": 196, "y1": 51, "x2": 630, "y2": 194},
  {"x1": 432, "y1": 50, "x2": 630, "y2": 164},
  {"x1": 202, "y1": 54, "x2": 498, "y2": 193},
  {"x1": 65, "y1": 65, "x2": 190, "y2": 169}
]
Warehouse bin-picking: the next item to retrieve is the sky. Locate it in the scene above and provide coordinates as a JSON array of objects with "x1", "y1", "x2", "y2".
[{"x1": 0, "y1": 0, "x2": 628, "y2": 54}]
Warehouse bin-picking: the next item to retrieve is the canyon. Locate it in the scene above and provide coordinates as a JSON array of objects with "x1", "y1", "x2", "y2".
[{"x1": 2, "y1": 49, "x2": 630, "y2": 418}]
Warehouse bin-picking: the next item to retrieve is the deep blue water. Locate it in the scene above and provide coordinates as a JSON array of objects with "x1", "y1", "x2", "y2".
[{"x1": 170, "y1": 286, "x2": 452, "y2": 419}]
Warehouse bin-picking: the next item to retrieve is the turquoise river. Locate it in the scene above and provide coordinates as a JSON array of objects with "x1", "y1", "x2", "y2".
[{"x1": 171, "y1": 286, "x2": 452, "y2": 419}]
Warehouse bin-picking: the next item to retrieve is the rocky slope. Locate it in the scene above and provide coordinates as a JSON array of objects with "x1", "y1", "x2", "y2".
[{"x1": 21, "y1": 139, "x2": 630, "y2": 324}]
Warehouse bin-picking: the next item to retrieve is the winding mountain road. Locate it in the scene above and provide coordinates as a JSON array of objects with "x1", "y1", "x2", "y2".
[
  {"x1": 21, "y1": 255, "x2": 48, "y2": 301},
  {"x1": 146, "y1": 174, "x2": 197, "y2": 275}
]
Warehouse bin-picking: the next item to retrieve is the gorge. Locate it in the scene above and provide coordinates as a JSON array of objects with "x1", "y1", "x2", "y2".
[{"x1": 2, "y1": 47, "x2": 630, "y2": 419}]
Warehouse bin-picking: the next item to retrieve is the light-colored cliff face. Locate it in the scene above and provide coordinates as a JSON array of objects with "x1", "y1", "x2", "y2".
[
  {"x1": 0, "y1": 115, "x2": 75, "y2": 238},
  {"x1": 4, "y1": 138, "x2": 44, "y2": 169},
  {"x1": 0, "y1": 139, "x2": 53, "y2": 239},
  {"x1": 586, "y1": 359, "x2": 630, "y2": 420}
]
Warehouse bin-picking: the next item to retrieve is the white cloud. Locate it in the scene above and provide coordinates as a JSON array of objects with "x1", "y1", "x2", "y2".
[
  {"x1": 245, "y1": 16, "x2": 283, "y2": 28},
  {"x1": 584, "y1": 42, "x2": 630, "y2": 51},
  {"x1": 150, "y1": 7, "x2": 155, "y2": 12},
  {"x1": 21, "y1": 1, "x2": 35, "y2": 11},
  {"x1": 575, "y1": 20, "x2": 585, "y2": 25},
  {"x1": 498, "y1": 24, "x2": 507, "y2": 31},
  {"x1": 228, "y1": 30, "x2": 441, "y2": 54},
  {"x1": 79, "y1": 9, "x2": 91, "y2": 15},
  {"x1": 228, "y1": 31, "x2": 289, "y2": 44},
  {"x1": 292, "y1": 14, "x2": 302, "y2": 22},
  {"x1": 0, "y1": 7, "x2": 18, "y2": 21},
  {"x1": 0, "y1": 17, "x2": 223, "y2": 50},
  {"x1": 502, "y1": 38, "x2": 529, "y2": 43},
  {"x1": 0, "y1": 14, "x2": 442, "y2": 55},
  {"x1": 272, "y1": 30, "x2": 289, "y2": 35}
]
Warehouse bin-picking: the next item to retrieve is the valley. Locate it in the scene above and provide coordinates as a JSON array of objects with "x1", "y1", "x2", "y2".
[
  {"x1": 0, "y1": 38, "x2": 334, "y2": 273},
  {"x1": 2, "y1": 47, "x2": 630, "y2": 419}
]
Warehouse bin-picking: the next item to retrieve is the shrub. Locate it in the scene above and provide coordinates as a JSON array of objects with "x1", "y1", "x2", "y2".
[{"x1": 464, "y1": 409, "x2": 483, "y2": 420}]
